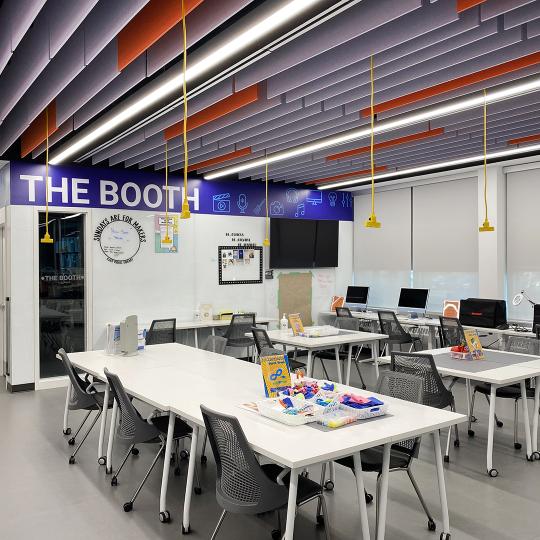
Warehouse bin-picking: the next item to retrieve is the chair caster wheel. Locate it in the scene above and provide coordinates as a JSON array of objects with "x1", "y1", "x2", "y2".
[
  {"x1": 63, "y1": 428, "x2": 71, "y2": 435},
  {"x1": 316, "y1": 514, "x2": 325, "y2": 526},
  {"x1": 180, "y1": 450, "x2": 189, "y2": 460},
  {"x1": 440, "y1": 533, "x2": 451, "y2": 540},
  {"x1": 271, "y1": 529, "x2": 281, "y2": 540},
  {"x1": 514, "y1": 443, "x2": 522, "y2": 450},
  {"x1": 454, "y1": 440, "x2": 460, "y2": 448},
  {"x1": 181, "y1": 524, "x2": 190, "y2": 534},
  {"x1": 533, "y1": 451, "x2": 540, "y2": 460},
  {"x1": 365, "y1": 492, "x2": 373, "y2": 504},
  {"x1": 68, "y1": 456, "x2": 75, "y2": 465},
  {"x1": 160, "y1": 511, "x2": 171, "y2": 524},
  {"x1": 428, "y1": 519, "x2": 436, "y2": 531},
  {"x1": 471, "y1": 416, "x2": 477, "y2": 423},
  {"x1": 174, "y1": 467, "x2": 181, "y2": 476},
  {"x1": 106, "y1": 466, "x2": 112, "y2": 475},
  {"x1": 468, "y1": 429, "x2": 475, "y2": 437},
  {"x1": 123, "y1": 502, "x2": 133, "y2": 512},
  {"x1": 324, "y1": 480, "x2": 334, "y2": 491},
  {"x1": 488, "y1": 468, "x2": 498, "y2": 477},
  {"x1": 111, "y1": 477, "x2": 118, "y2": 486},
  {"x1": 200, "y1": 455, "x2": 208, "y2": 465},
  {"x1": 68, "y1": 438, "x2": 75, "y2": 446},
  {"x1": 131, "y1": 447, "x2": 139, "y2": 456},
  {"x1": 98, "y1": 456, "x2": 107, "y2": 466},
  {"x1": 194, "y1": 487, "x2": 202, "y2": 495},
  {"x1": 496, "y1": 421, "x2": 503, "y2": 428},
  {"x1": 443, "y1": 455, "x2": 449, "y2": 463}
]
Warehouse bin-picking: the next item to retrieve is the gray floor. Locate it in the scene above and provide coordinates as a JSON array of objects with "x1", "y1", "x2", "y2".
[{"x1": 2, "y1": 362, "x2": 540, "y2": 540}]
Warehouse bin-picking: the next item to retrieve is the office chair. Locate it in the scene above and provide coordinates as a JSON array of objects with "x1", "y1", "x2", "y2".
[
  {"x1": 391, "y1": 351, "x2": 459, "y2": 462},
  {"x1": 203, "y1": 335, "x2": 227, "y2": 354},
  {"x1": 469, "y1": 336, "x2": 537, "y2": 450},
  {"x1": 325, "y1": 371, "x2": 435, "y2": 533},
  {"x1": 312, "y1": 318, "x2": 367, "y2": 388},
  {"x1": 252, "y1": 327, "x2": 304, "y2": 370},
  {"x1": 336, "y1": 306, "x2": 353, "y2": 318},
  {"x1": 224, "y1": 313, "x2": 256, "y2": 361},
  {"x1": 439, "y1": 316, "x2": 466, "y2": 347},
  {"x1": 201, "y1": 405, "x2": 330, "y2": 540},
  {"x1": 104, "y1": 368, "x2": 200, "y2": 522},
  {"x1": 145, "y1": 318, "x2": 176, "y2": 345},
  {"x1": 378, "y1": 310, "x2": 422, "y2": 354},
  {"x1": 57, "y1": 349, "x2": 113, "y2": 465}
]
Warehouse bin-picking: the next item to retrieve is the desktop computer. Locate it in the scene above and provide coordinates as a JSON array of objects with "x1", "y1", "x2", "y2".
[
  {"x1": 397, "y1": 288, "x2": 429, "y2": 317},
  {"x1": 345, "y1": 286, "x2": 369, "y2": 311}
]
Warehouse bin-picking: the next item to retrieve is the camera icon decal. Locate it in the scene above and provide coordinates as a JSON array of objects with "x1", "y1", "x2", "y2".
[{"x1": 213, "y1": 193, "x2": 231, "y2": 213}]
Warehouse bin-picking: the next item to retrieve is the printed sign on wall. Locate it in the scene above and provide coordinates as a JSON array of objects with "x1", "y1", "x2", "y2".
[
  {"x1": 154, "y1": 215, "x2": 179, "y2": 254},
  {"x1": 94, "y1": 214, "x2": 146, "y2": 264},
  {"x1": 10, "y1": 161, "x2": 353, "y2": 221}
]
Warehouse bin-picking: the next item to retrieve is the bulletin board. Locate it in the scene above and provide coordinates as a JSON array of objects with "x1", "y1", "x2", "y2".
[
  {"x1": 218, "y1": 245, "x2": 263, "y2": 285},
  {"x1": 278, "y1": 272, "x2": 313, "y2": 325}
]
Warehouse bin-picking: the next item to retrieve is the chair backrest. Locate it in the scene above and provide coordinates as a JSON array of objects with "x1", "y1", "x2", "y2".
[
  {"x1": 378, "y1": 310, "x2": 410, "y2": 340},
  {"x1": 224, "y1": 313, "x2": 256, "y2": 340},
  {"x1": 439, "y1": 316, "x2": 465, "y2": 347},
  {"x1": 336, "y1": 306, "x2": 353, "y2": 318},
  {"x1": 146, "y1": 318, "x2": 176, "y2": 345},
  {"x1": 203, "y1": 335, "x2": 228, "y2": 354},
  {"x1": 259, "y1": 346, "x2": 284, "y2": 358},
  {"x1": 251, "y1": 327, "x2": 273, "y2": 354},
  {"x1": 376, "y1": 371, "x2": 424, "y2": 458},
  {"x1": 201, "y1": 405, "x2": 288, "y2": 514},
  {"x1": 390, "y1": 351, "x2": 453, "y2": 409},
  {"x1": 506, "y1": 335, "x2": 539, "y2": 355},
  {"x1": 56, "y1": 348, "x2": 96, "y2": 410},
  {"x1": 335, "y1": 317, "x2": 360, "y2": 332},
  {"x1": 103, "y1": 368, "x2": 159, "y2": 442}
]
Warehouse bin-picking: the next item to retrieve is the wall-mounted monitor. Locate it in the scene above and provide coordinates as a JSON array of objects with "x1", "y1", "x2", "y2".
[
  {"x1": 397, "y1": 288, "x2": 429, "y2": 315},
  {"x1": 270, "y1": 218, "x2": 339, "y2": 269}
]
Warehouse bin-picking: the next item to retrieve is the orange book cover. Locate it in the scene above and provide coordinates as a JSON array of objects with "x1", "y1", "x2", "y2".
[{"x1": 331, "y1": 296, "x2": 345, "y2": 310}]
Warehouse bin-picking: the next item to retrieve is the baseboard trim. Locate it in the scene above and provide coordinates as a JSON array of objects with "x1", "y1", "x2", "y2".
[{"x1": 7, "y1": 382, "x2": 35, "y2": 393}]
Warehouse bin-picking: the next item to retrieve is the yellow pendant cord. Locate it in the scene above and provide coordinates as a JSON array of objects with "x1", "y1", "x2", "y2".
[
  {"x1": 40, "y1": 106, "x2": 53, "y2": 243},
  {"x1": 180, "y1": 0, "x2": 190, "y2": 219},
  {"x1": 163, "y1": 141, "x2": 172, "y2": 243},
  {"x1": 479, "y1": 89, "x2": 494, "y2": 232},
  {"x1": 364, "y1": 55, "x2": 381, "y2": 228},
  {"x1": 263, "y1": 161, "x2": 270, "y2": 247}
]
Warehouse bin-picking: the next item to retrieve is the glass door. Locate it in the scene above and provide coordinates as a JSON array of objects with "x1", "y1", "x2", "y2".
[{"x1": 38, "y1": 212, "x2": 86, "y2": 378}]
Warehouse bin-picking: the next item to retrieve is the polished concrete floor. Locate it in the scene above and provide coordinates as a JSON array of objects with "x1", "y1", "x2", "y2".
[{"x1": 2, "y1": 363, "x2": 540, "y2": 540}]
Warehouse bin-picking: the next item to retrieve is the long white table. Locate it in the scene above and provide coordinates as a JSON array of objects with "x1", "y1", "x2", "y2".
[
  {"x1": 265, "y1": 328, "x2": 388, "y2": 385},
  {"x1": 379, "y1": 347, "x2": 540, "y2": 476},
  {"x1": 69, "y1": 343, "x2": 464, "y2": 540}
]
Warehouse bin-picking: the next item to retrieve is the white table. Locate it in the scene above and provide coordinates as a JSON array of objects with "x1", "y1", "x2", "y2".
[
  {"x1": 265, "y1": 328, "x2": 388, "y2": 385},
  {"x1": 379, "y1": 347, "x2": 540, "y2": 476},
  {"x1": 69, "y1": 343, "x2": 464, "y2": 540}
]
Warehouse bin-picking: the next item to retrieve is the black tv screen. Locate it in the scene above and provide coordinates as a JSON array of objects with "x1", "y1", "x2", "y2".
[{"x1": 270, "y1": 218, "x2": 339, "y2": 268}]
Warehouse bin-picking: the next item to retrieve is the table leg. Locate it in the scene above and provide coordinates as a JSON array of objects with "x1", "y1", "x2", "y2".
[
  {"x1": 63, "y1": 381, "x2": 71, "y2": 434},
  {"x1": 487, "y1": 385, "x2": 497, "y2": 476},
  {"x1": 97, "y1": 383, "x2": 109, "y2": 463},
  {"x1": 160, "y1": 413, "x2": 175, "y2": 519},
  {"x1": 346, "y1": 344, "x2": 353, "y2": 386},
  {"x1": 283, "y1": 468, "x2": 299, "y2": 540},
  {"x1": 428, "y1": 326, "x2": 436, "y2": 349},
  {"x1": 465, "y1": 378, "x2": 472, "y2": 420},
  {"x1": 432, "y1": 431, "x2": 451, "y2": 538},
  {"x1": 306, "y1": 350, "x2": 313, "y2": 378},
  {"x1": 520, "y1": 380, "x2": 533, "y2": 461},
  {"x1": 533, "y1": 376, "x2": 540, "y2": 456},
  {"x1": 106, "y1": 400, "x2": 117, "y2": 474},
  {"x1": 376, "y1": 443, "x2": 391, "y2": 540},
  {"x1": 352, "y1": 453, "x2": 371, "y2": 540},
  {"x1": 371, "y1": 340, "x2": 380, "y2": 380},
  {"x1": 182, "y1": 425, "x2": 199, "y2": 534},
  {"x1": 334, "y1": 346, "x2": 342, "y2": 384},
  {"x1": 194, "y1": 328, "x2": 199, "y2": 348},
  {"x1": 211, "y1": 327, "x2": 215, "y2": 336}
]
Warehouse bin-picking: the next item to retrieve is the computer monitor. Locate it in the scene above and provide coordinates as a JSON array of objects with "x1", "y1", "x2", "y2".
[
  {"x1": 397, "y1": 288, "x2": 429, "y2": 315},
  {"x1": 345, "y1": 286, "x2": 369, "y2": 311}
]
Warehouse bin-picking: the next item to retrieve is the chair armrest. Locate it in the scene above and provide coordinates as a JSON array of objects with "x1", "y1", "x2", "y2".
[
  {"x1": 147, "y1": 409, "x2": 167, "y2": 425},
  {"x1": 86, "y1": 382, "x2": 106, "y2": 394}
]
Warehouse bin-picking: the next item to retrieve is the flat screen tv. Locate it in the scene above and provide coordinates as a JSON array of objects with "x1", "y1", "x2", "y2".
[{"x1": 270, "y1": 218, "x2": 339, "y2": 269}]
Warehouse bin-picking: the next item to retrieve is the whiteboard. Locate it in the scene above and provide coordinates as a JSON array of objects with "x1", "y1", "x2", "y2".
[{"x1": 218, "y1": 245, "x2": 263, "y2": 285}]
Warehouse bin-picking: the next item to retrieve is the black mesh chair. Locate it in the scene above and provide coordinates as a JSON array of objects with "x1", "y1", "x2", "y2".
[
  {"x1": 146, "y1": 318, "x2": 176, "y2": 345},
  {"x1": 252, "y1": 327, "x2": 304, "y2": 371},
  {"x1": 224, "y1": 313, "x2": 256, "y2": 360},
  {"x1": 329, "y1": 371, "x2": 435, "y2": 533},
  {"x1": 104, "y1": 368, "x2": 200, "y2": 521},
  {"x1": 57, "y1": 348, "x2": 113, "y2": 465},
  {"x1": 391, "y1": 351, "x2": 459, "y2": 462},
  {"x1": 439, "y1": 316, "x2": 465, "y2": 347},
  {"x1": 201, "y1": 405, "x2": 330, "y2": 540},
  {"x1": 203, "y1": 335, "x2": 227, "y2": 354},
  {"x1": 469, "y1": 336, "x2": 537, "y2": 449},
  {"x1": 336, "y1": 306, "x2": 353, "y2": 318},
  {"x1": 378, "y1": 310, "x2": 422, "y2": 354}
]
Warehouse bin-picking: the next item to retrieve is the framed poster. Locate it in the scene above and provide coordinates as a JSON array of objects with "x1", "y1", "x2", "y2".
[{"x1": 218, "y1": 245, "x2": 263, "y2": 285}]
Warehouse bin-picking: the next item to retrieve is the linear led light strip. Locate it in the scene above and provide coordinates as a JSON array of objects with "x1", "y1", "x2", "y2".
[
  {"x1": 48, "y1": 0, "x2": 323, "y2": 165},
  {"x1": 203, "y1": 77, "x2": 540, "y2": 179},
  {"x1": 317, "y1": 142, "x2": 540, "y2": 190}
]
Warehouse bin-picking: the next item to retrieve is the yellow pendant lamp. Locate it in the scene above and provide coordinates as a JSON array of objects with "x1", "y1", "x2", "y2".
[
  {"x1": 40, "y1": 106, "x2": 53, "y2": 244},
  {"x1": 364, "y1": 55, "x2": 381, "y2": 228},
  {"x1": 180, "y1": 0, "x2": 191, "y2": 219},
  {"x1": 162, "y1": 141, "x2": 172, "y2": 244},
  {"x1": 479, "y1": 89, "x2": 494, "y2": 232},
  {"x1": 263, "y1": 161, "x2": 270, "y2": 247}
]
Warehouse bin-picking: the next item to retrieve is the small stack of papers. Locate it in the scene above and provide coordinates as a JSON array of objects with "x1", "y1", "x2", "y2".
[{"x1": 298, "y1": 325, "x2": 340, "y2": 338}]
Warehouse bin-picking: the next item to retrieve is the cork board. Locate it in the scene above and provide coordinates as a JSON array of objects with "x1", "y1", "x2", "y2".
[{"x1": 278, "y1": 272, "x2": 313, "y2": 326}]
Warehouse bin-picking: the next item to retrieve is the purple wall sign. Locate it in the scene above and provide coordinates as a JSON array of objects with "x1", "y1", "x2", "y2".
[{"x1": 9, "y1": 161, "x2": 353, "y2": 221}]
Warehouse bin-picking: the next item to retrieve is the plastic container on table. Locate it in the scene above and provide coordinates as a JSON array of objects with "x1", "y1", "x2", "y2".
[{"x1": 256, "y1": 397, "x2": 325, "y2": 426}]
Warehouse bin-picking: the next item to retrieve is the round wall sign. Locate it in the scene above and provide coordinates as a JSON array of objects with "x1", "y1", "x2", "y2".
[{"x1": 94, "y1": 214, "x2": 146, "y2": 264}]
